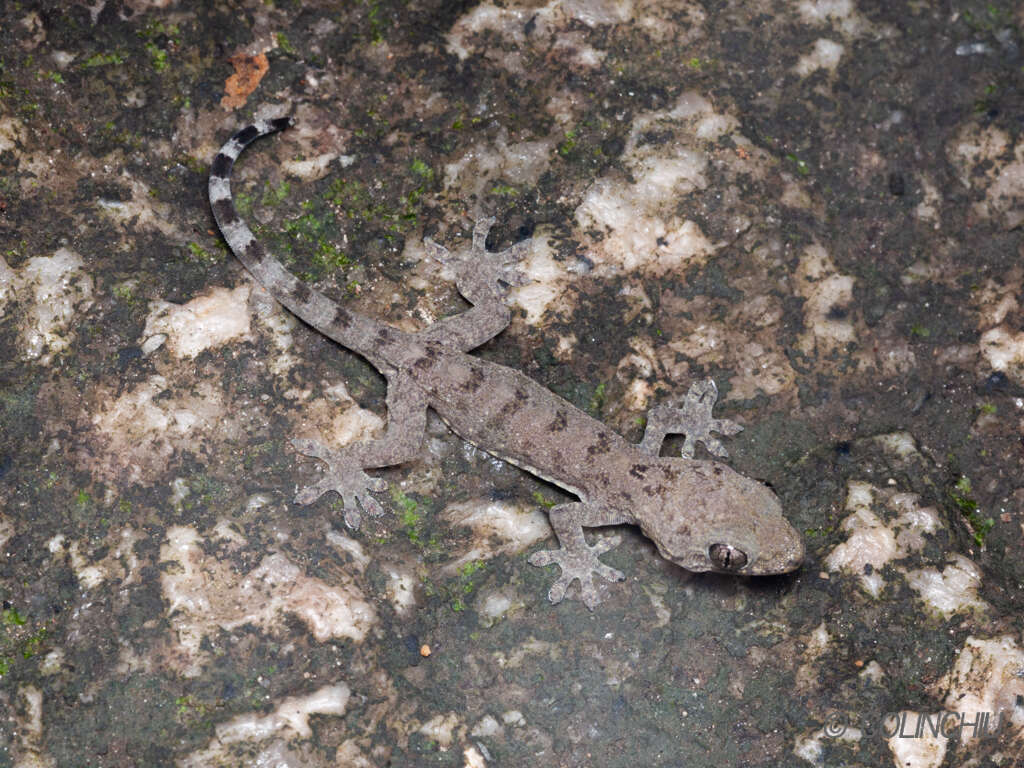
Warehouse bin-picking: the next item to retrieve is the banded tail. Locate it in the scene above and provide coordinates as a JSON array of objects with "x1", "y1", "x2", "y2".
[{"x1": 208, "y1": 119, "x2": 389, "y2": 359}]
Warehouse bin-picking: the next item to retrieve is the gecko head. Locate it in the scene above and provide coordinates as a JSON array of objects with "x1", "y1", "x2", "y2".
[{"x1": 640, "y1": 461, "x2": 804, "y2": 576}]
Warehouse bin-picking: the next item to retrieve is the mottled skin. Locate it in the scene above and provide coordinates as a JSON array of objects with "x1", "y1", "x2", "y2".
[{"x1": 210, "y1": 119, "x2": 804, "y2": 609}]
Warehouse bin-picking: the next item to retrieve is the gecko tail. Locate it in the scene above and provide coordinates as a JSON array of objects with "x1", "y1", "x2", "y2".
[
  {"x1": 208, "y1": 118, "x2": 391, "y2": 360},
  {"x1": 211, "y1": 117, "x2": 293, "y2": 180}
]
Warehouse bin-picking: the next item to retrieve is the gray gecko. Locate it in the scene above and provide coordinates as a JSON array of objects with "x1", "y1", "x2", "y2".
[{"x1": 209, "y1": 118, "x2": 804, "y2": 609}]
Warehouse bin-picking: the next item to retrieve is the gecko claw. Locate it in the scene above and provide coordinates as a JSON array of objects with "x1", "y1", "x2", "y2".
[
  {"x1": 529, "y1": 534, "x2": 625, "y2": 610},
  {"x1": 290, "y1": 438, "x2": 388, "y2": 529}
]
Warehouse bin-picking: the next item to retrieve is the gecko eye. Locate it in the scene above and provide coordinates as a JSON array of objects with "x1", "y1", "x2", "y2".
[{"x1": 708, "y1": 543, "x2": 748, "y2": 571}]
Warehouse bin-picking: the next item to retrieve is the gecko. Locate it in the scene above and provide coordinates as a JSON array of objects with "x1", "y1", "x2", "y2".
[{"x1": 209, "y1": 118, "x2": 804, "y2": 610}]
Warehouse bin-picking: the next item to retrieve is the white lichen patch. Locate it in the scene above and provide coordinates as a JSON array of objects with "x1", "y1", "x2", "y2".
[
  {"x1": 280, "y1": 151, "x2": 340, "y2": 181},
  {"x1": 96, "y1": 175, "x2": 183, "y2": 241},
  {"x1": 793, "y1": 722, "x2": 862, "y2": 766},
  {"x1": 615, "y1": 287, "x2": 796, "y2": 406},
  {"x1": 418, "y1": 712, "x2": 462, "y2": 751},
  {"x1": 250, "y1": 280, "x2": 300, "y2": 373},
  {"x1": 2, "y1": 248, "x2": 94, "y2": 363},
  {"x1": 793, "y1": 38, "x2": 845, "y2": 76},
  {"x1": 464, "y1": 744, "x2": 487, "y2": 768},
  {"x1": 795, "y1": 243, "x2": 856, "y2": 359},
  {"x1": 982, "y1": 140, "x2": 1024, "y2": 229},
  {"x1": 142, "y1": 284, "x2": 252, "y2": 359},
  {"x1": 493, "y1": 642, "x2": 562, "y2": 674},
  {"x1": 886, "y1": 712, "x2": 947, "y2": 768},
  {"x1": 575, "y1": 93, "x2": 731, "y2": 276},
  {"x1": 620, "y1": 374, "x2": 655, "y2": 412},
  {"x1": 325, "y1": 527, "x2": 371, "y2": 571},
  {"x1": 719, "y1": 340, "x2": 797, "y2": 401},
  {"x1": 904, "y1": 555, "x2": 988, "y2": 618},
  {"x1": 0, "y1": 115, "x2": 27, "y2": 152},
  {"x1": 0, "y1": 511, "x2": 13, "y2": 551},
  {"x1": 795, "y1": 0, "x2": 875, "y2": 38},
  {"x1": 980, "y1": 327, "x2": 1024, "y2": 384},
  {"x1": 508, "y1": 226, "x2": 571, "y2": 324},
  {"x1": 10, "y1": 685, "x2": 57, "y2": 768},
  {"x1": 885, "y1": 635, "x2": 1024, "y2": 765},
  {"x1": 664, "y1": 322, "x2": 723, "y2": 370},
  {"x1": 915, "y1": 177, "x2": 943, "y2": 224},
  {"x1": 446, "y1": 0, "x2": 632, "y2": 62},
  {"x1": 900, "y1": 239, "x2": 960, "y2": 290},
  {"x1": 448, "y1": 0, "x2": 706, "y2": 64},
  {"x1": 335, "y1": 740, "x2": 376, "y2": 768},
  {"x1": 860, "y1": 660, "x2": 885, "y2": 684},
  {"x1": 180, "y1": 684, "x2": 350, "y2": 768},
  {"x1": 578, "y1": 188, "x2": 715, "y2": 274},
  {"x1": 292, "y1": 382, "x2": 386, "y2": 456},
  {"x1": 38, "y1": 648, "x2": 64, "y2": 677},
  {"x1": 792, "y1": 730, "x2": 826, "y2": 766},
  {"x1": 385, "y1": 566, "x2": 418, "y2": 617},
  {"x1": 873, "y1": 431, "x2": 922, "y2": 462},
  {"x1": 974, "y1": 267, "x2": 1021, "y2": 329},
  {"x1": 631, "y1": 0, "x2": 706, "y2": 43},
  {"x1": 498, "y1": 711, "x2": 525, "y2": 731},
  {"x1": 780, "y1": 175, "x2": 816, "y2": 211},
  {"x1": 471, "y1": 714, "x2": 502, "y2": 739},
  {"x1": 974, "y1": 267, "x2": 1024, "y2": 385},
  {"x1": 949, "y1": 124, "x2": 1009, "y2": 183},
  {"x1": 795, "y1": 622, "x2": 832, "y2": 692},
  {"x1": 160, "y1": 526, "x2": 376, "y2": 677},
  {"x1": 824, "y1": 481, "x2": 942, "y2": 599},
  {"x1": 476, "y1": 589, "x2": 520, "y2": 625},
  {"x1": 45, "y1": 527, "x2": 142, "y2": 592},
  {"x1": 0, "y1": 254, "x2": 16, "y2": 315},
  {"x1": 948, "y1": 125, "x2": 1024, "y2": 230},
  {"x1": 443, "y1": 128, "x2": 558, "y2": 201},
  {"x1": 793, "y1": 624, "x2": 866, "y2": 761},
  {"x1": 441, "y1": 499, "x2": 552, "y2": 574},
  {"x1": 939, "y1": 635, "x2": 1024, "y2": 739},
  {"x1": 87, "y1": 374, "x2": 230, "y2": 485}
]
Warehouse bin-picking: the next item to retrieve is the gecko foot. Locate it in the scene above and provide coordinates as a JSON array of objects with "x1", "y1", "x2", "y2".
[
  {"x1": 290, "y1": 438, "x2": 388, "y2": 529},
  {"x1": 640, "y1": 379, "x2": 742, "y2": 458},
  {"x1": 528, "y1": 535, "x2": 625, "y2": 610},
  {"x1": 424, "y1": 217, "x2": 530, "y2": 301}
]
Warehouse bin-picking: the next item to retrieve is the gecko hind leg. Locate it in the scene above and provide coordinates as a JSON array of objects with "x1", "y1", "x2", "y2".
[
  {"x1": 528, "y1": 502, "x2": 626, "y2": 610},
  {"x1": 638, "y1": 379, "x2": 742, "y2": 459},
  {"x1": 292, "y1": 372, "x2": 427, "y2": 529}
]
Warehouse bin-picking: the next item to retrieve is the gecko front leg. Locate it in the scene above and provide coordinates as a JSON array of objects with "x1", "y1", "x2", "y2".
[
  {"x1": 292, "y1": 372, "x2": 427, "y2": 529},
  {"x1": 528, "y1": 503, "x2": 627, "y2": 609},
  {"x1": 421, "y1": 217, "x2": 531, "y2": 351},
  {"x1": 639, "y1": 379, "x2": 742, "y2": 459}
]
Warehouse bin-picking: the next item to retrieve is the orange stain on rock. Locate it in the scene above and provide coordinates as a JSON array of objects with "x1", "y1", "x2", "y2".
[{"x1": 220, "y1": 53, "x2": 269, "y2": 109}]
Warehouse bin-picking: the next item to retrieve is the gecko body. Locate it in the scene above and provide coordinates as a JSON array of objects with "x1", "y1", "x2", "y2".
[{"x1": 210, "y1": 119, "x2": 804, "y2": 609}]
